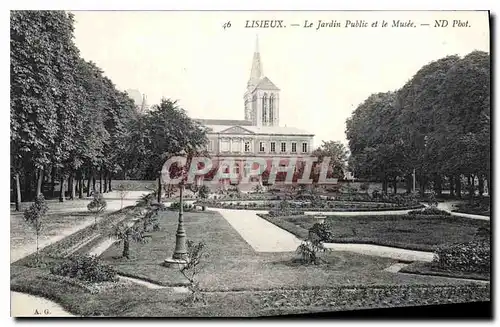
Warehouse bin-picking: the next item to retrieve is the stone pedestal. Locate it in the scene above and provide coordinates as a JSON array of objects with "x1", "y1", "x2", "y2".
[{"x1": 163, "y1": 257, "x2": 189, "y2": 269}]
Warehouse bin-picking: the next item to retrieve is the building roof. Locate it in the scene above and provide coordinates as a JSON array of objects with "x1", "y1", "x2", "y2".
[
  {"x1": 254, "y1": 76, "x2": 280, "y2": 91},
  {"x1": 204, "y1": 124, "x2": 314, "y2": 136},
  {"x1": 195, "y1": 119, "x2": 253, "y2": 126}
]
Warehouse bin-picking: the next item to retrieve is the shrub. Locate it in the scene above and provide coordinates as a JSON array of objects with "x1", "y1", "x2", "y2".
[
  {"x1": 50, "y1": 255, "x2": 118, "y2": 283},
  {"x1": 24, "y1": 194, "x2": 48, "y2": 264},
  {"x1": 170, "y1": 201, "x2": 194, "y2": 211},
  {"x1": 87, "y1": 192, "x2": 107, "y2": 225},
  {"x1": 296, "y1": 239, "x2": 327, "y2": 265},
  {"x1": 309, "y1": 222, "x2": 334, "y2": 242},
  {"x1": 198, "y1": 185, "x2": 210, "y2": 199},
  {"x1": 433, "y1": 240, "x2": 490, "y2": 274},
  {"x1": 409, "y1": 206, "x2": 451, "y2": 216}
]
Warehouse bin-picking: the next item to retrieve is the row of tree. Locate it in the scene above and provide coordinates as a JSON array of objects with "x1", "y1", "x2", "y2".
[
  {"x1": 346, "y1": 51, "x2": 490, "y2": 197},
  {"x1": 10, "y1": 11, "x2": 208, "y2": 210}
]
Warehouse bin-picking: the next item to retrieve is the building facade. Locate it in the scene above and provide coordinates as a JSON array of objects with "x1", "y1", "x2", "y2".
[{"x1": 195, "y1": 37, "x2": 314, "y2": 181}]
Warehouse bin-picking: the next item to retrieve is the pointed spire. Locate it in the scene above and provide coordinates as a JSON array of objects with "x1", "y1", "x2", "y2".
[{"x1": 248, "y1": 35, "x2": 263, "y2": 89}]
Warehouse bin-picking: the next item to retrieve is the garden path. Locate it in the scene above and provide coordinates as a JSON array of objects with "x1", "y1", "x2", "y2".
[
  {"x1": 10, "y1": 292, "x2": 74, "y2": 317},
  {"x1": 211, "y1": 208, "x2": 303, "y2": 252},
  {"x1": 434, "y1": 201, "x2": 490, "y2": 220},
  {"x1": 214, "y1": 208, "x2": 434, "y2": 262},
  {"x1": 10, "y1": 191, "x2": 150, "y2": 264}
]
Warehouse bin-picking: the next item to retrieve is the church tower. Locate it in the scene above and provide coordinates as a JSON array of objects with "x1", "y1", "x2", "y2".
[{"x1": 244, "y1": 35, "x2": 280, "y2": 127}]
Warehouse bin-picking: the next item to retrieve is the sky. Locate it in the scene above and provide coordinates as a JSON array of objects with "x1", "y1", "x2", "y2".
[{"x1": 71, "y1": 10, "x2": 489, "y2": 147}]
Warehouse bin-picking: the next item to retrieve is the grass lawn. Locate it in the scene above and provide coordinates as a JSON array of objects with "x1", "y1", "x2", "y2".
[
  {"x1": 280, "y1": 214, "x2": 490, "y2": 252},
  {"x1": 11, "y1": 264, "x2": 490, "y2": 317},
  {"x1": 100, "y1": 210, "x2": 483, "y2": 291},
  {"x1": 12, "y1": 207, "x2": 490, "y2": 317}
]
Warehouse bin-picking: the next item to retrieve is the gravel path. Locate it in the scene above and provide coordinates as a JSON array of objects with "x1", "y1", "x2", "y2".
[
  {"x1": 214, "y1": 208, "x2": 434, "y2": 262},
  {"x1": 211, "y1": 208, "x2": 303, "y2": 252},
  {"x1": 11, "y1": 292, "x2": 74, "y2": 317},
  {"x1": 323, "y1": 243, "x2": 434, "y2": 262}
]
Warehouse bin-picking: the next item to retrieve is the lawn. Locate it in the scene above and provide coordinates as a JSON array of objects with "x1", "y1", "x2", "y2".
[
  {"x1": 11, "y1": 264, "x2": 490, "y2": 317},
  {"x1": 12, "y1": 208, "x2": 490, "y2": 317},
  {"x1": 100, "y1": 210, "x2": 483, "y2": 291},
  {"x1": 279, "y1": 214, "x2": 490, "y2": 252}
]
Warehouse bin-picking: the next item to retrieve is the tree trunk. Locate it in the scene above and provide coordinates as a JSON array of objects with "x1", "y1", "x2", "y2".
[
  {"x1": 79, "y1": 176, "x2": 84, "y2": 199},
  {"x1": 478, "y1": 176, "x2": 484, "y2": 197},
  {"x1": 99, "y1": 170, "x2": 103, "y2": 194},
  {"x1": 449, "y1": 175, "x2": 455, "y2": 197},
  {"x1": 51, "y1": 166, "x2": 57, "y2": 198},
  {"x1": 87, "y1": 170, "x2": 92, "y2": 197},
  {"x1": 393, "y1": 176, "x2": 397, "y2": 194},
  {"x1": 419, "y1": 175, "x2": 426, "y2": 196},
  {"x1": 434, "y1": 174, "x2": 442, "y2": 196},
  {"x1": 123, "y1": 238, "x2": 130, "y2": 259},
  {"x1": 455, "y1": 175, "x2": 462, "y2": 198},
  {"x1": 70, "y1": 174, "x2": 76, "y2": 200},
  {"x1": 36, "y1": 168, "x2": 44, "y2": 197},
  {"x1": 157, "y1": 175, "x2": 162, "y2": 203},
  {"x1": 468, "y1": 174, "x2": 474, "y2": 203},
  {"x1": 103, "y1": 170, "x2": 108, "y2": 193},
  {"x1": 108, "y1": 174, "x2": 112, "y2": 192},
  {"x1": 92, "y1": 174, "x2": 96, "y2": 193},
  {"x1": 405, "y1": 174, "x2": 412, "y2": 194},
  {"x1": 486, "y1": 173, "x2": 490, "y2": 196},
  {"x1": 15, "y1": 173, "x2": 22, "y2": 211},
  {"x1": 59, "y1": 177, "x2": 66, "y2": 202}
]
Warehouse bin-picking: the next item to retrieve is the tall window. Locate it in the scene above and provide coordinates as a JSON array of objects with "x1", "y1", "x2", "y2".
[
  {"x1": 281, "y1": 142, "x2": 286, "y2": 153},
  {"x1": 291, "y1": 142, "x2": 297, "y2": 153},
  {"x1": 262, "y1": 93, "x2": 268, "y2": 124},
  {"x1": 244, "y1": 141, "x2": 251, "y2": 152},
  {"x1": 270, "y1": 142, "x2": 276, "y2": 152},
  {"x1": 302, "y1": 142, "x2": 308, "y2": 153},
  {"x1": 269, "y1": 94, "x2": 275, "y2": 124},
  {"x1": 207, "y1": 140, "x2": 214, "y2": 152},
  {"x1": 259, "y1": 142, "x2": 265, "y2": 152}
]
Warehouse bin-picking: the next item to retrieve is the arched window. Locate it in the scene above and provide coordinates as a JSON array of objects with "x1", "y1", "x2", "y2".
[
  {"x1": 262, "y1": 93, "x2": 268, "y2": 124},
  {"x1": 269, "y1": 94, "x2": 275, "y2": 124}
]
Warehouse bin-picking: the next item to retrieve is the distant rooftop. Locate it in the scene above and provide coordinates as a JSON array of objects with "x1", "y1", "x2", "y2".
[{"x1": 195, "y1": 119, "x2": 253, "y2": 126}]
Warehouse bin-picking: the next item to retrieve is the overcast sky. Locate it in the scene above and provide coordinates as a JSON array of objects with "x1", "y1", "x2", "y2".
[{"x1": 72, "y1": 11, "x2": 489, "y2": 147}]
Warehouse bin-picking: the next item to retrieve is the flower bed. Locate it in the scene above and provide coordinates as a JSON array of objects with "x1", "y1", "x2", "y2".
[
  {"x1": 248, "y1": 284, "x2": 490, "y2": 312},
  {"x1": 195, "y1": 199, "x2": 423, "y2": 212},
  {"x1": 453, "y1": 200, "x2": 491, "y2": 216},
  {"x1": 433, "y1": 240, "x2": 490, "y2": 274},
  {"x1": 409, "y1": 207, "x2": 451, "y2": 216}
]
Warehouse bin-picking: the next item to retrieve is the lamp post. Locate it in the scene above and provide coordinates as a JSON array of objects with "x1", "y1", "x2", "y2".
[{"x1": 164, "y1": 150, "x2": 189, "y2": 267}]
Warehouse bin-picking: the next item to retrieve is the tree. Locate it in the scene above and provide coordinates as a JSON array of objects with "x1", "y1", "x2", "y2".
[
  {"x1": 24, "y1": 194, "x2": 48, "y2": 264},
  {"x1": 115, "y1": 182, "x2": 134, "y2": 209},
  {"x1": 178, "y1": 240, "x2": 208, "y2": 304},
  {"x1": 111, "y1": 222, "x2": 146, "y2": 259},
  {"x1": 87, "y1": 192, "x2": 107, "y2": 226}
]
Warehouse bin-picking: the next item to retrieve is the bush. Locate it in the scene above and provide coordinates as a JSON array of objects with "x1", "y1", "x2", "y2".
[
  {"x1": 309, "y1": 222, "x2": 334, "y2": 242},
  {"x1": 433, "y1": 240, "x2": 490, "y2": 274},
  {"x1": 170, "y1": 201, "x2": 195, "y2": 211},
  {"x1": 50, "y1": 255, "x2": 118, "y2": 283},
  {"x1": 409, "y1": 207, "x2": 451, "y2": 216}
]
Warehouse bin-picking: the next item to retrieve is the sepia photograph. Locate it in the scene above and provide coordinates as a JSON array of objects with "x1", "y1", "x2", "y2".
[{"x1": 9, "y1": 9, "x2": 491, "y2": 318}]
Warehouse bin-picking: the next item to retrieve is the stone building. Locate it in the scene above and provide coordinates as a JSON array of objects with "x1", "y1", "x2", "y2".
[{"x1": 196, "y1": 37, "x2": 314, "y2": 181}]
